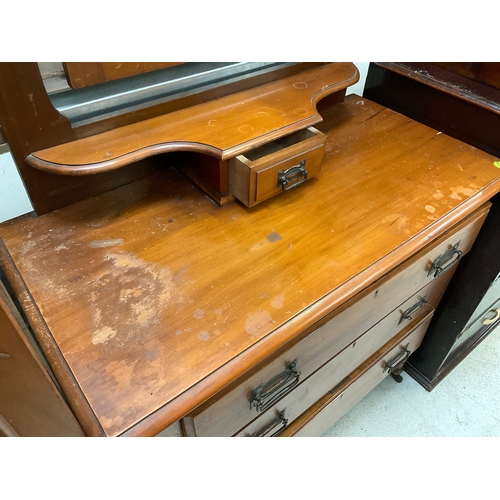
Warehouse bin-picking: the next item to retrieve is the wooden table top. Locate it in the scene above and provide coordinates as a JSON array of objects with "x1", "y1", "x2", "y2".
[{"x1": 2, "y1": 95, "x2": 500, "y2": 436}]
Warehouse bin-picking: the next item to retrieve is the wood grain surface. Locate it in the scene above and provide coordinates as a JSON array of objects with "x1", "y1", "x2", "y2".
[
  {"x1": 27, "y1": 63, "x2": 359, "y2": 175},
  {"x1": 2, "y1": 95, "x2": 500, "y2": 436}
]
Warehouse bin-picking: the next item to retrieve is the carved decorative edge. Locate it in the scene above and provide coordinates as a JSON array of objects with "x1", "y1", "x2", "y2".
[{"x1": 26, "y1": 142, "x2": 223, "y2": 176}]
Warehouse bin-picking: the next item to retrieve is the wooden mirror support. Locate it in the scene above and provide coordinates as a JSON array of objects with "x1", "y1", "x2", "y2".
[{"x1": 0, "y1": 62, "x2": 354, "y2": 215}]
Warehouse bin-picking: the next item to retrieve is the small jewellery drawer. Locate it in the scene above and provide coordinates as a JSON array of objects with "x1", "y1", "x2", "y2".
[
  {"x1": 280, "y1": 312, "x2": 433, "y2": 437},
  {"x1": 236, "y1": 302, "x2": 434, "y2": 436},
  {"x1": 228, "y1": 127, "x2": 326, "y2": 207}
]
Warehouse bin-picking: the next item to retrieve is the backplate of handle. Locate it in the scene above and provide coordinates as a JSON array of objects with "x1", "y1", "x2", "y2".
[
  {"x1": 428, "y1": 242, "x2": 463, "y2": 278},
  {"x1": 250, "y1": 409, "x2": 288, "y2": 437},
  {"x1": 384, "y1": 343, "x2": 411, "y2": 374},
  {"x1": 278, "y1": 160, "x2": 308, "y2": 191},
  {"x1": 250, "y1": 359, "x2": 301, "y2": 412},
  {"x1": 399, "y1": 295, "x2": 429, "y2": 324}
]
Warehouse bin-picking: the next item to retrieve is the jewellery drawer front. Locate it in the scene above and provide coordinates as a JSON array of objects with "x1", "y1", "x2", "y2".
[
  {"x1": 182, "y1": 206, "x2": 487, "y2": 437},
  {"x1": 228, "y1": 127, "x2": 326, "y2": 207},
  {"x1": 281, "y1": 312, "x2": 433, "y2": 437},
  {"x1": 236, "y1": 289, "x2": 442, "y2": 437}
]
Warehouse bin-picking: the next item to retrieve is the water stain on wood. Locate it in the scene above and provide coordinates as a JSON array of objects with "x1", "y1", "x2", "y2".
[
  {"x1": 266, "y1": 231, "x2": 282, "y2": 242},
  {"x1": 245, "y1": 309, "x2": 273, "y2": 336},
  {"x1": 87, "y1": 251, "x2": 186, "y2": 347},
  {"x1": 198, "y1": 331, "x2": 210, "y2": 341},
  {"x1": 193, "y1": 308, "x2": 206, "y2": 319},
  {"x1": 271, "y1": 294, "x2": 285, "y2": 309}
]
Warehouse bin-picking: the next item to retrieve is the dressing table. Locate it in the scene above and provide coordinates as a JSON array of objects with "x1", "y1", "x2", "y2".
[{"x1": 1, "y1": 62, "x2": 500, "y2": 436}]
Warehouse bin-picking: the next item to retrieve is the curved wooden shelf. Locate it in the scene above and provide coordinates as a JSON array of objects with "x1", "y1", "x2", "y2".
[{"x1": 26, "y1": 63, "x2": 359, "y2": 176}]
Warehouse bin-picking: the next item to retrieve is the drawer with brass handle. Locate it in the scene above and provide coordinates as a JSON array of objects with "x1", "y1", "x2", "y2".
[
  {"x1": 236, "y1": 306, "x2": 434, "y2": 437},
  {"x1": 183, "y1": 270, "x2": 446, "y2": 437},
  {"x1": 181, "y1": 208, "x2": 485, "y2": 437},
  {"x1": 228, "y1": 127, "x2": 326, "y2": 207},
  {"x1": 280, "y1": 312, "x2": 433, "y2": 437}
]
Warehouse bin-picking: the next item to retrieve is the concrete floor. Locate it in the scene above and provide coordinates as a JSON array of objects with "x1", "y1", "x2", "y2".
[{"x1": 322, "y1": 325, "x2": 500, "y2": 437}]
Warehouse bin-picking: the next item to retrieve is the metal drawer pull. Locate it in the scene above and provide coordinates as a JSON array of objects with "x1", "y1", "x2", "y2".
[
  {"x1": 384, "y1": 343, "x2": 411, "y2": 374},
  {"x1": 251, "y1": 410, "x2": 288, "y2": 437},
  {"x1": 278, "y1": 160, "x2": 308, "y2": 191},
  {"x1": 250, "y1": 359, "x2": 301, "y2": 412},
  {"x1": 482, "y1": 308, "x2": 500, "y2": 325},
  {"x1": 428, "y1": 242, "x2": 463, "y2": 278},
  {"x1": 399, "y1": 295, "x2": 428, "y2": 324}
]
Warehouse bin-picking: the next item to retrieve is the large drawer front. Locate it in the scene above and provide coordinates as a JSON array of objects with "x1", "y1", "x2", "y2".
[
  {"x1": 281, "y1": 312, "x2": 433, "y2": 437},
  {"x1": 236, "y1": 301, "x2": 436, "y2": 436},
  {"x1": 182, "y1": 204, "x2": 489, "y2": 437},
  {"x1": 236, "y1": 270, "x2": 453, "y2": 437}
]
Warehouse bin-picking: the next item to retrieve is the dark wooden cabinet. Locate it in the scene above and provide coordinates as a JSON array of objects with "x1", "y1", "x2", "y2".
[{"x1": 364, "y1": 62, "x2": 500, "y2": 390}]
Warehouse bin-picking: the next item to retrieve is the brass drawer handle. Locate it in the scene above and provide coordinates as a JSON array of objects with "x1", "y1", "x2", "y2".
[
  {"x1": 278, "y1": 160, "x2": 308, "y2": 191},
  {"x1": 482, "y1": 308, "x2": 500, "y2": 325},
  {"x1": 399, "y1": 295, "x2": 429, "y2": 324},
  {"x1": 250, "y1": 359, "x2": 301, "y2": 412},
  {"x1": 384, "y1": 343, "x2": 411, "y2": 374},
  {"x1": 428, "y1": 242, "x2": 463, "y2": 278},
  {"x1": 250, "y1": 409, "x2": 288, "y2": 437}
]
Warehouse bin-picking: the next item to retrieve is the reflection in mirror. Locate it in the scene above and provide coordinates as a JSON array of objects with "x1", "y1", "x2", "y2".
[{"x1": 40, "y1": 62, "x2": 300, "y2": 128}]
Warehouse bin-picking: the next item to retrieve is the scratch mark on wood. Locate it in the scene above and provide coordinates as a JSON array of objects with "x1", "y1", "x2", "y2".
[
  {"x1": 28, "y1": 93, "x2": 38, "y2": 117},
  {"x1": 89, "y1": 239, "x2": 125, "y2": 248}
]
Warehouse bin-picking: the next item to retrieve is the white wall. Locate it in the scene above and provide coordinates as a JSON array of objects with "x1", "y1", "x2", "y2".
[
  {"x1": 348, "y1": 62, "x2": 369, "y2": 97},
  {"x1": 0, "y1": 145, "x2": 34, "y2": 223},
  {"x1": 0, "y1": 63, "x2": 370, "y2": 223}
]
